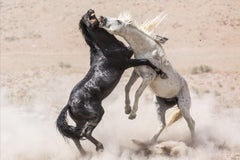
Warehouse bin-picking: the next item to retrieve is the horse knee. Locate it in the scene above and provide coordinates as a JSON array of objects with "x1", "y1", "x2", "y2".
[
  {"x1": 135, "y1": 90, "x2": 142, "y2": 99},
  {"x1": 125, "y1": 84, "x2": 131, "y2": 93},
  {"x1": 85, "y1": 124, "x2": 96, "y2": 138},
  {"x1": 85, "y1": 129, "x2": 92, "y2": 138},
  {"x1": 189, "y1": 118, "x2": 195, "y2": 130}
]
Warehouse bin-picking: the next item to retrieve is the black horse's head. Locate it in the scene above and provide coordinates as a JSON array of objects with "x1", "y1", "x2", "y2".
[
  {"x1": 79, "y1": 9, "x2": 126, "y2": 51},
  {"x1": 79, "y1": 9, "x2": 132, "y2": 59},
  {"x1": 80, "y1": 9, "x2": 99, "y2": 30},
  {"x1": 79, "y1": 9, "x2": 101, "y2": 50}
]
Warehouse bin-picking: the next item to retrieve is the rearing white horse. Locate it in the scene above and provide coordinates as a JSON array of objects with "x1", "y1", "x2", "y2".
[{"x1": 99, "y1": 14, "x2": 195, "y2": 142}]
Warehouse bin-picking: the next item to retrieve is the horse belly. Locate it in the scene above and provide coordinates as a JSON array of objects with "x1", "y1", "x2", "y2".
[{"x1": 149, "y1": 77, "x2": 181, "y2": 98}]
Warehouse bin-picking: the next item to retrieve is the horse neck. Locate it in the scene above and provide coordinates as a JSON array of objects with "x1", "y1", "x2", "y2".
[
  {"x1": 124, "y1": 26, "x2": 155, "y2": 48},
  {"x1": 89, "y1": 44, "x2": 103, "y2": 65},
  {"x1": 88, "y1": 28, "x2": 123, "y2": 51},
  {"x1": 80, "y1": 28, "x2": 102, "y2": 65},
  {"x1": 80, "y1": 21, "x2": 121, "y2": 52},
  {"x1": 123, "y1": 25, "x2": 157, "y2": 54}
]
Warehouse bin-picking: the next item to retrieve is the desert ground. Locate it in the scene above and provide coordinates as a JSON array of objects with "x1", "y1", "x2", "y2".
[{"x1": 1, "y1": 0, "x2": 240, "y2": 159}]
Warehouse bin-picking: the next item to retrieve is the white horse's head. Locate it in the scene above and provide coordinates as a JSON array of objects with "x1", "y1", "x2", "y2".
[{"x1": 99, "y1": 15, "x2": 133, "y2": 36}]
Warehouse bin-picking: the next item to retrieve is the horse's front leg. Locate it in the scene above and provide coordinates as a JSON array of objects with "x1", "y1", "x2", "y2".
[
  {"x1": 125, "y1": 70, "x2": 139, "y2": 114},
  {"x1": 129, "y1": 75, "x2": 154, "y2": 119}
]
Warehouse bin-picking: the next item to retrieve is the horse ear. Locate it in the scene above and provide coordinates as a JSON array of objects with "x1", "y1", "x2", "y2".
[
  {"x1": 154, "y1": 35, "x2": 168, "y2": 44},
  {"x1": 128, "y1": 20, "x2": 133, "y2": 24},
  {"x1": 125, "y1": 20, "x2": 133, "y2": 26}
]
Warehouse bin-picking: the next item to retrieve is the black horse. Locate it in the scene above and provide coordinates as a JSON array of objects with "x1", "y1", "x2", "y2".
[{"x1": 56, "y1": 9, "x2": 162, "y2": 155}]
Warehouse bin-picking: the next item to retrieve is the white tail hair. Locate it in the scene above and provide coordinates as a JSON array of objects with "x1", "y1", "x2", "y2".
[
  {"x1": 140, "y1": 13, "x2": 167, "y2": 35},
  {"x1": 166, "y1": 108, "x2": 182, "y2": 127}
]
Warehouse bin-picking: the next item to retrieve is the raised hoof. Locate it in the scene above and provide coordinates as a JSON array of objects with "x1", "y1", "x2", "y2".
[
  {"x1": 96, "y1": 144, "x2": 104, "y2": 152},
  {"x1": 97, "y1": 148, "x2": 104, "y2": 153},
  {"x1": 80, "y1": 150, "x2": 87, "y2": 156},
  {"x1": 125, "y1": 107, "x2": 131, "y2": 114},
  {"x1": 128, "y1": 113, "x2": 136, "y2": 120}
]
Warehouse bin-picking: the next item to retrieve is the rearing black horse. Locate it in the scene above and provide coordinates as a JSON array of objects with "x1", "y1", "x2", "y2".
[{"x1": 56, "y1": 9, "x2": 162, "y2": 155}]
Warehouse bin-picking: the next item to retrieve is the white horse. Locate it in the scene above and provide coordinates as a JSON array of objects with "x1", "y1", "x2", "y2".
[{"x1": 99, "y1": 14, "x2": 195, "y2": 142}]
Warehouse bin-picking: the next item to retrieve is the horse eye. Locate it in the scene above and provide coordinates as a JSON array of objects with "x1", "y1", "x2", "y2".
[{"x1": 117, "y1": 20, "x2": 121, "y2": 25}]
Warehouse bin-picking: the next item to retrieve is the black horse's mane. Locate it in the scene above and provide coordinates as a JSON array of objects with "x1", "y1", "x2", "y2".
[
  {"x1": 79, "y1": 19, "x2": 95, "y2": 49},
  {"x1": 79, "y1": 18, "x2": 104, "y2": 65}
]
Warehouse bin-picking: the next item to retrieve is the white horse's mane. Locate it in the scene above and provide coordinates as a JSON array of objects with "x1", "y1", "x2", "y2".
[
  {"x1": 118, "y1": 12, "x2": 133, "y2": 24},
  {"x1": 140, "y1": 13, "x2": 167, "y2": 35},
  {"x1": 118, "y1": 12, "x2": 167, "y2": 36}
]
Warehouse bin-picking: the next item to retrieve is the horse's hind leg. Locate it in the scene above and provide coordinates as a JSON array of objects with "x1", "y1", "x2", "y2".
[
  {"x1": 72, "y1": 121, "x2": 87, "y2": 155},
  {"x1": 151, "y1": 97, "x2": 168, "y2": 143},
  {"x1": 125, "y1": 70, "x2": 139, "y2": 114},
  {"x1": 73, "y1": 139, "x2": 86, "y2": 155},
  {"x1": 177, "y1": 85, "x2": 195, "y2": 141},
  {"x1": 84, "y1": 105, "x2": 105, "y2": 152},
  {"x1": 85, "y1": 123, "x2": 104, "y2": 152}
]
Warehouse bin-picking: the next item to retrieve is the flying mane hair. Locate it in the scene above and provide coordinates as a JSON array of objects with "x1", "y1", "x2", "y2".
[
  {"x1": 118, "y1": 12, "x2": 133, "y2": 23},
  {"x1": 140, "y1": 12, "x2": 167, "y2": 35},
  {"x1": 117, "y1": 12, "x2": 167, "y2": 36}
]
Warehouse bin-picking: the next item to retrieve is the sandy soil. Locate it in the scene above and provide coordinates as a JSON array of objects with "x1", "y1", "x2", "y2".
[{"x1": 1, "y1": 0, "x2": 240, "y2": 159}]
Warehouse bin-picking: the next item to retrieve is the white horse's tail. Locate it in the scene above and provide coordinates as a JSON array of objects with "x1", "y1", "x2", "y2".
[
  {"x1": 140, "y1": 13, "x2": 167, "y2": 35},
  {"x1": 166, "y1": 108, "x2": 182, "y2": 127}
]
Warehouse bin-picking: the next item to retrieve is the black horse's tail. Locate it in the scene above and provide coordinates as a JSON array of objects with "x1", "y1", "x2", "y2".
[{"x1": 56, "y1": 105, "x2": 80, "y2": 139}]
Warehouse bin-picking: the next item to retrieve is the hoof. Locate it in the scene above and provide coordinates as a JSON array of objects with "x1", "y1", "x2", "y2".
[
  {"x1": 97, "y1": 148, "x2": 104, "y2": 152},
  {"x1": 80, "y1": 150, "x2": 87, "y2": 156},
  {"x1": 125, "y1": 107, "x2": 131, "y2": 114},
  {"x1": 128, "y1": 113, "x2": 136, "y2": 120},
  {"x1": 189, "y1": 134, "x2": 196, "y2": 147},
  {"x1": 96, "y1": 144, "x2": 104, "y2": 152}
]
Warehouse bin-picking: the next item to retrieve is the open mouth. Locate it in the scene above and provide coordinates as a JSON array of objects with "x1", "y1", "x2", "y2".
[
  {"x1": 85, "y1": 9, "x2": 100, "y2": 28},
  {"x1": 88, "y1": 11, "x2": 98, "y2": 24}
]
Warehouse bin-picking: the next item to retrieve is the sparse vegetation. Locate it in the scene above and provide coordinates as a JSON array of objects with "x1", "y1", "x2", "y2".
[
  {"x1": 28, "y1": 33, "x2": 42, "y2": 39},
  {"x1": 58, "y1": 62, "x2": 71, "y2": 69},
  {"x1": 191, "y1": 65, "x2": 212, "y2": 74},
  {"x1": 5, "y1": 36, "x2": 19, "y2": 42}
]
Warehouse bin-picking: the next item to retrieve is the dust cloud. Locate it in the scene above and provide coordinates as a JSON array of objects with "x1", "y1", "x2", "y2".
[{"x1": 1, "y1": 74, "x2": 240, "y2": 160}]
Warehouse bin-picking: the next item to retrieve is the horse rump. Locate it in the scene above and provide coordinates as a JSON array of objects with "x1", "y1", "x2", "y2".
[{"x1": 56, "y1": 104, "x2": 80, "y2": 139}]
